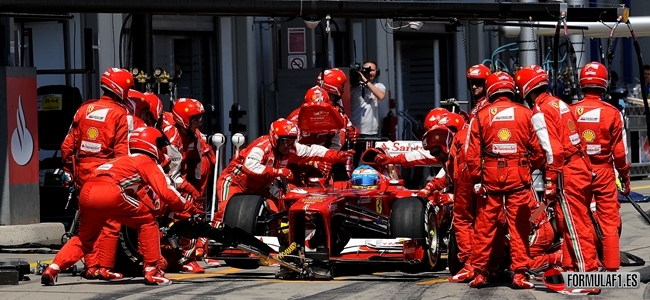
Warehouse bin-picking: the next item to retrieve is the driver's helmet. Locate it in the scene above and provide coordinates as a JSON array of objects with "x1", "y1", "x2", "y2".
[{"x1": 351, "y1": 164, "x2": 380, "y2": 189}]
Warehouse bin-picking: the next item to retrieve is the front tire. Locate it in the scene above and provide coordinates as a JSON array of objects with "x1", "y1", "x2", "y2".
[
  {"x1": 222, "y1": 194, "x2": 267, "y2": 269},
  {"x1": 390, "y1": 197, "x2": 440, "y2": 272}
]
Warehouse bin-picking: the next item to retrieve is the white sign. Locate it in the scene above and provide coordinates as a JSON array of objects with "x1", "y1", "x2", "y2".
[
  {"x1": 375, "y1": 140, "x2": 426, "y2": 157},
  {"x1": 288, "y1": 55, "x2": 307, "y2": 69}
]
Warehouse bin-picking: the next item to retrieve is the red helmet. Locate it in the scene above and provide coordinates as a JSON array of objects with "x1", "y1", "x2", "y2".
[
  {"x1": 421, "y1": 125, "x2": 454, "y2": 154},
  {"x1": 304, "y1": 86, "x2": 330, "y2": 104},
  {"x1": 424, "y1": 107, "x2": 449, "y2": 130},
  {"x1": 143, "y1": 92, "x2": 164, "y2": 120},
  {"x1": 317, "y1": 68, "x2": 347, "y2": 96},
  {"x1": 485, "y1": 71, "x2": 515, "y2": 99},
  {"x1": 129, "y1": 127, "x2": 170, "y2": 163},
  {"x1": 172, "y1": 98, "x2": 205, "y2": 129},
  {"x1": 437, "y1": 112, "x2": 466, "y2": 132},
  {"x1": 125, "y1": 89, "x2": 149, "y2": 117},
  {"x1": 514, "y1": 65, "x2": 548, "y2": 99},
  {"x1": 100, "y1": 68, "x2": 134, "y2": 101},
  {"x1": 466, "y1": 64, "x2": 491, "y2": 80},
  {"x1": 269, "y1": 118, "x2": 299, "y2": 148},
  {"x1": 579, "y1": 62, "x2": 608, "y2": 90}
]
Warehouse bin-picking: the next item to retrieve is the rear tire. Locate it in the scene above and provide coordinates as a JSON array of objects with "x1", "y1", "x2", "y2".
[
  {"x1": 447, "y1": 226, "x2": 462, "y2": 275},
  {"x1": 114, "y1": 225, "x2": 144, "y2": 277},
  {"x1": 390, "y1": 197, "x2": 440, "y2": 273},
  {"x1": 222, "y1": 194, "x2": 267, "y2": 269}
]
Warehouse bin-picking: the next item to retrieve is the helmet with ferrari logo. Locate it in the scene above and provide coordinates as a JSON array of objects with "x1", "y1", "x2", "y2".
[
  {"x1": 579, "y1": 61, "x2": 608, "y2": 90},
  {"x1": 100, "y1": 68, "x2": 134, "y2": 101},
  {"x1": 172, "y1": 98, "x2": 205, "y2": 129},
  {"x1": 514, "y1": 65, "x2": 548, "y2": 99},
  {"x1": 304, "y1": 86, "x2": 330, "y2": 104},
  {"x1": 485, "y1": 71, "x2": 516, "y2": 99},
  {"x1": 423, "y1": 107, "x2": 449, "y2": 130},
  {"x1": 317, "y1": 68, "x2": 347, "y2": 97},
  {"x1": 129, "y1": 127, "x2": 170, "y2": 163},
  {"x1": 351, "y1": 164, "x2": 380, "y2": 190},
  {"x1": 421, "y1": 125, "x2": 454, "y2": 159},
  {"x1": 269, "y1": 118, "x2": 300, "y2": 148}
]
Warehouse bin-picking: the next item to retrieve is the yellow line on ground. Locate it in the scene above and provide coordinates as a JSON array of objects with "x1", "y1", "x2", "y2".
[
  {"x1": 29, "y1": 259, "x2": 53, "y2": 269},
  {"x1": 416, "y1": 278, "x2": 448, "y2": 285},
  {"x1": 167, "y1": 267, "x2": 241, "y2": 281},
  {"x1": 633, "y1": 184, "x2": 650, "y2": 191},
  {"x1": 260, "y1": 279, "x2": 345, "y2": 283}
]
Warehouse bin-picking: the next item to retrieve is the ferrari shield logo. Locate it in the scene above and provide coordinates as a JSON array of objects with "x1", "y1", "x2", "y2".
[
  {"x1": 376, "y1": 198, "x2": 383, "y2": 214},
  {"x1": 86, "y1": 105, "x2": 95, "y2": 114},
  {"x1": 490, "y1": 108, "x2": 498, "y2": 115},
  {"x1": 550, "y1": 101, "x2": 559, "y2": 109},
  {"x1": 577, "y1": 107, "x2": 584, "y2": 116}
]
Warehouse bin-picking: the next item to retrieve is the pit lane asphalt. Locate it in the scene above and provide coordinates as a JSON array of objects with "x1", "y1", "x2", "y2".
[{"x1": 3, "y1": 180, "x2": 650, "y2": 299}]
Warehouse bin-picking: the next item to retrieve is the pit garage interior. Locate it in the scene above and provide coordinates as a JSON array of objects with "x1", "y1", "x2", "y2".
[{"x1": 0, "y1": 0, "x2": 648, "y2": 228}]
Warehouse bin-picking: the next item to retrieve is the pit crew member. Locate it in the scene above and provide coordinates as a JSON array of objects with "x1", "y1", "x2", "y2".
[
  {"x1": 215, "y1": 118, "x2": 355, "y2": 221},
  {"x1": 464, "y1": 71, "x2": 543, "y2": 289},
  {"x1": 42, "y1": 127, "x2": 199, "y2": 286},
  {"x1": 572, "y1": 62, "x2": 630, "y2": 271},
  {"x1": 514, "y1": 65, "x2": 599, "y2": 273}
]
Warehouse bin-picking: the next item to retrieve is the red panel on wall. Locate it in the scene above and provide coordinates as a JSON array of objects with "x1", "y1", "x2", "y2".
[{"x1": 6, "y1": 76, "x2": 39, "y2": 184}]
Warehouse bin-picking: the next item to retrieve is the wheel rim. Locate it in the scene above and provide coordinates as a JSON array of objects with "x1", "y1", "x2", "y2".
[{"x1": 424, "y1": 205, "x2": 439, "y2": 268}]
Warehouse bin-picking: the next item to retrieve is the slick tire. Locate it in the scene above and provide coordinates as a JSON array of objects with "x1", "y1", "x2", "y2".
[
  {"x1": 447, "y1": 226, "x2": 462, "y2": 275},
  {"x1": 222, "y1": 194, "x2": 267, "y2": 269},
  {"x1": 114, "y1": 225, "x2": 144, "y2": 277},
  {"x1": 391, "y1": 197, "x2": 439, "y2": 273}
]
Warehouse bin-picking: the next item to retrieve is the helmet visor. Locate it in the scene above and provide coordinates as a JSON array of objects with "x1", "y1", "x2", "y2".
[{"x1": 155, "y1": 132, "x2": 171, "y2": 149}]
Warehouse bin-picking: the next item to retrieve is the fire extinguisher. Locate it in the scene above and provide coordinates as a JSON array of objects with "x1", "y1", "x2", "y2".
[{"x1": 382, "y1": 110, "x2": 398, "y2": 141}]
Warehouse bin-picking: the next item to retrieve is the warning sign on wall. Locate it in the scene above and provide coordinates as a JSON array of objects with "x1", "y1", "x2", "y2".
[
  {"x1": 288, "y1": 28, "x2": 306, "y2": 54},
  {"x1": 288, "y1": 55, "x2": 307, "y2": 69}
]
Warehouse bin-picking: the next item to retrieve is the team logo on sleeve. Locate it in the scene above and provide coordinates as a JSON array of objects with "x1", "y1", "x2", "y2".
[
  {"x1": 567, "y1": 119, "x2": 576, "y2": 132},
  {"x1": 576, "y1": 107, "x2": 584, "y2": 116},
  {"x1": 490, "y1": 108, "x2": 498, "y2": 115},
  {"x1": 550, "y1": 101, "x2": 560, "y2": 109},
  {"x1": 87, "y1": 105, "x2": 95, "y2": 114}
]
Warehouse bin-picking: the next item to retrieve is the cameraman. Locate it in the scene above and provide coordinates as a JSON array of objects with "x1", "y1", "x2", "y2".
[{"x1": 350, "y1": 61, "x2": 386, "y2": 165}]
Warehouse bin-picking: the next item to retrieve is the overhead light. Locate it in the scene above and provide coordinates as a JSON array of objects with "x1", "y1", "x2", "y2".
[
  {"x1": 153, "y1": 67, "x2": 163, "y2": 77},
  {"x1": 303, "y1": 16, "x2": 321, "y2": 29},
  {"x1": 408, "y1": 21, "x2": 424, "y2": 31}
]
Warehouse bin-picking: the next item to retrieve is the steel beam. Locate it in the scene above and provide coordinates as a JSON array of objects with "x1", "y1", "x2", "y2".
[{"x1": 0, "y1": 1, "x2": 625, "y2": 22}]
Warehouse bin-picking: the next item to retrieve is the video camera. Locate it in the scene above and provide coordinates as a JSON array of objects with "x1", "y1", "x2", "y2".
[{"x1": 350, "y1": 62, "x2": 372, "y2": 87}]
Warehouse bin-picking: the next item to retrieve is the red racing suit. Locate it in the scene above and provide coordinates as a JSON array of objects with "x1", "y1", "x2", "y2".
[
  {"x1": 53, "y1": 154, "x2": 196, "y2": 272},
  {"x1": 464, "y1": 96, "x2": 543, "y2": 276},
  {"x1": 450, "y1": 97, "x2": 489, "y2": 270},
  {"x1": 215, "y1": 136, "x2": 347, "y2": 221},
  {"x1": 571, "y1": 94, "x2": 629, "y2": 270},
  {"x1": 58, "y1": 96, "x2": 133, "y2": 271},
  {"x1": 450, "y1": 125, "x2": 476, "y2": 268},
  {"x1": 161, "y1": 112, "x2": 202, "y2": 199},
  {"x1": 287, "y1": 107, "x2": 342, "y2": 181},
  {"x1": 529, "y1": 196, "x2": 561, "y2": 272},
  {"x1": 531, "y1": 92, "x2": 598, "y2": 272}
]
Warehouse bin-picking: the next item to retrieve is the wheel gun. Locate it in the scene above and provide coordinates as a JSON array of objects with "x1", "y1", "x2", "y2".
[{"x1": 54, "y1": 168, "x2": 75, "y2": 209}]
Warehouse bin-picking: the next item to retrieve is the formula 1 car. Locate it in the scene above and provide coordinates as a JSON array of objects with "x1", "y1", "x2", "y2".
[{"x1": 213, "y1": 146, "x2": 453, "y2": 279}]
